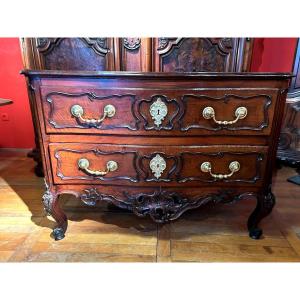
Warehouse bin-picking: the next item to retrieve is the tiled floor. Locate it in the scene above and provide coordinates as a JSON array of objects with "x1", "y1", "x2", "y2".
[{"x1": 0, "y1": 150, "x2": 300, "y2": 262}]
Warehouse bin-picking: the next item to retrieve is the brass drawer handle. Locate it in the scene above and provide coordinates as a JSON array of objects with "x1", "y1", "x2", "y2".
[
  {"x1": 71, "y1": 104, "x2": 116, "y2": 126},
  {"x1": 78, "y1": 158, "x2": 118, "y2": 176},
  {"x1": 202, "y1": 106, "x2": 247, "y2": 125},
  {"x1": 200, "y1": 161, "x2": 240, "y2": 179}
]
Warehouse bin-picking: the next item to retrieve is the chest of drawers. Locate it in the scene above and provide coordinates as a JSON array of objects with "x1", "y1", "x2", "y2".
[{"x1": 22, "y1": 70, "x2": 291, "y2": 240}]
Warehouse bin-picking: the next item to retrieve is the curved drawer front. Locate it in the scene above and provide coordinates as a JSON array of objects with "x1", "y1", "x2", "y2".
[
  {"x1": 41, "y1": 88, "x2": 139, "y2": 132},
  {"x1": 179, "y1": 90, "x2": 276, "y2": 134},
  {"x1": 49, "y1": 143, "x2": 267, "y2": 186},
  {"x1": 41, "y1": 87, "x2": 277, "y2": 136}
]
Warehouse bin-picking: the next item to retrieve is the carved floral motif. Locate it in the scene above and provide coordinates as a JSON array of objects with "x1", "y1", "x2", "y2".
[
  {"x1": 79, "y1": 188, "x2": 239, "y2": 223},
  {"x1": 36, "y1": 38, "x2": 109, "y2": 55},
  {"x1": 123, "y1": 38, "x2": 141, "y2": 50}
]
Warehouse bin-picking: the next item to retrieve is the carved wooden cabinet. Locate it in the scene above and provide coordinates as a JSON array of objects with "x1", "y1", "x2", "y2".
[
  {"x1": 21, "y1": 38, "x2": 253, "y2": 176},
  {"x1": 21, "y1": 38, "x2": 253, "y2": 72},
  {"x1": 22, "y1": 70, "x2": 290, "y2": 240}
]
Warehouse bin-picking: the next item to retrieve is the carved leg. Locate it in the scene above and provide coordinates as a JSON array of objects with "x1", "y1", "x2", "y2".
[
  {"x1": 247, "y1": 189, "x2": 275, "y2": 239},
  {"x1": 42, "y1": 185, "x2": 68, "y2": 240}
]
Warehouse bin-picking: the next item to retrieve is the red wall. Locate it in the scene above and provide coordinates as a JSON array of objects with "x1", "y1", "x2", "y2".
[
  {"x1": 0, "y1": 38, "x2": 298, "y2": 149},
  {"x1": 0, "y1": 38, "x2": 35, "y2": 149},
  {"x1": 250, "y1": 38, "x2": 298, "y2": 72}
]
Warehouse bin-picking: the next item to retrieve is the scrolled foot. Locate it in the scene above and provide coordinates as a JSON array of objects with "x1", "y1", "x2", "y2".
[
  {"x1": 52, "y1": 227, "x2": 65, "y2": 241},
  {"x1": 249, "y1": 228, "x2": 263, "y2": 240},
  {"x1": 247, "y1": 186, "x2": 275, "y2": 240},
  {"x1": 43, "y1": 181, "x2": 68, "y2": 240}
]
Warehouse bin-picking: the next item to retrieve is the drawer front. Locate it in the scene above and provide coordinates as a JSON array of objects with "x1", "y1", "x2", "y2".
[
  {"x1": 49, "y1": 143, "x2": 267, "y2": 186},
  {"x1": 179, "y1": 90, "x2": 276, "y2": 134},
  {"x1": 41, "y1": 86, "x2": 277, "y2": 136}
]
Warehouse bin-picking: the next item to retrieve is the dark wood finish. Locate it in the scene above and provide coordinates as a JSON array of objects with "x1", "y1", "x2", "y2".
[
  {"x1": 40, "y1": 87, "x2": 277, "y2": 136},
  {"x1": 21, "y1": 38, "x2": 252, "y2": 73},
  {"x1": 20, "y1": 38, "x2": 253, "y2": 177},
  {"x1": 119, "y1": 38, "x2": 152, "y2": 71},
  {"x1": 49, "y1": 143, "x2": 267, "y2": 187},
  {"x1": 22, "y1": 38, "x2": 116, "y2": 71},
  {"x1": 277, "y1": 39, "x2": 300, "y2": 178},
  {"x1": 152, "y1": 38, "x2": 253, "y2": 72},
  {"x1": 22, "y1": 70, "x2": 290, "y2": 240}
]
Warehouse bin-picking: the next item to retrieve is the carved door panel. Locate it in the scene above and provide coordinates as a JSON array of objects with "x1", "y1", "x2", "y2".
[
  {"x1": 117, "y1": 38, "x2": 152, "y2": 71},
  {"x1": 152, "y1": 38, "x2": 253, "y2": 72},
  {"x1": 21, "y1": 38, "x2": 116, "y2": 71}
]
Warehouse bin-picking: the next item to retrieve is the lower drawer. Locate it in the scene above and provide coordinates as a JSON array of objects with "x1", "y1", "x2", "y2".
[{"x1": 49, "y1": 143, "x2": 268, "y2": 186}]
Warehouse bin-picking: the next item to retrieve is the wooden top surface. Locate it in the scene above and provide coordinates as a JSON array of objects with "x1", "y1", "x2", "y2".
[{"x1": 21, "y1": 69, "x2": 293, "y2": 80}]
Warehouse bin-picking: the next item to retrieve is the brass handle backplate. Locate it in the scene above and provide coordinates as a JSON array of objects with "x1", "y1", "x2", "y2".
[
  {"x1": 202, "y1": 106, "x2": 247, "y2": 125},
  {"x1": 71, "y1": 104, "x2": 116, "y2": 126},
  {"x1": 78, "y1": 158, "x2": 118, "y2": 176},
  {"x1": 200, "y1": 161, "x2": 240, "y2": 179}
]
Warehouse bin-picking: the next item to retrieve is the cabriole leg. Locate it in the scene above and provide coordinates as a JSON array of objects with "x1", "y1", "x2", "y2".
[
  {"x1": 42, "y1": 184, "x2": 68, "y2": 240},
  {"x1": 247, "y1": 188, "x2": 275, "y2": 239}
]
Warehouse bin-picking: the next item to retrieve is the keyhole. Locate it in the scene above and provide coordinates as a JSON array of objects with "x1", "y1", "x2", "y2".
[{"x1": 157, "y1": 109, "x2": 160, "y2": 115}]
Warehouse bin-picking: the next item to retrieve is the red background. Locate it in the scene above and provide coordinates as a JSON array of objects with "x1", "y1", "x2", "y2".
[
  {"x1": 0, "y1": 38, "x2": 298, "y2": 149},
  {"x1": 0, "y1": 38, "x2": 35, "y2": 148}
]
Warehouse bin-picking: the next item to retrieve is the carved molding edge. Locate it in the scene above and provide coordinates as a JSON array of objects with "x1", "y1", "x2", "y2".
[
  {"x1": 137, "y1": 152, "x2": 179, "y2": 182},
  {"x1": 46, "y1": 91, "x2": 139, "y2": 130},
  {"x1": 123, "y1": 38, "x2": 141, "y2": 50},
  {"x1": 54, "y1": 148, "x2": 139, "y2": 183},
  {"x1": 179, "y1": 93, "x2": 272, "y2": 132},
  {"x1": 157, "y1": 38, "x2": 234, "y2": 55},
  {"x1": 79, "y1": 188, "x2": 245, "y2": 223},
  {"x1": 138, "y1": 95, "x2": 182, "y2": 131},
  {"x1": 177, "y1": 152, "x2": 264, "y2": 184},
  {"x1": 36, "y1": 38, "x2": 110, "y2": 55}
]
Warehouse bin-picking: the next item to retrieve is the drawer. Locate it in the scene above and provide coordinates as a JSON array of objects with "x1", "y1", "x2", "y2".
[
  {"x1": 41, "y1": 86, "x2": 277, "y2": 136},
  {"x1": 178, "y1": 90, "x2": 276, "y2": 134},
  {"x1": 49, "y1": 143, "x2": 268, "y2": 186}
]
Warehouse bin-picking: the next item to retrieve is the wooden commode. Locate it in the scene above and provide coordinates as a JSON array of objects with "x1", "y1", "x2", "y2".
[{"x1": 22, "y1": 70, "x2": 291, "y2": 240}]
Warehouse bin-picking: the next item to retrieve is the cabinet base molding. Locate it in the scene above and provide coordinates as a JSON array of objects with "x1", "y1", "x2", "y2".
[{"x1": 42, "y1": 184, "x2": 275, "y2": 241}]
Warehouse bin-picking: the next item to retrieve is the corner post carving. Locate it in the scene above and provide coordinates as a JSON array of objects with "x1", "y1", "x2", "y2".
[
  {"x1": 42, "y1": 180, "x2": 68, "y2": 240},
  {"x1": 247, "y1": 186, "x2": 275, "y2": 239}
]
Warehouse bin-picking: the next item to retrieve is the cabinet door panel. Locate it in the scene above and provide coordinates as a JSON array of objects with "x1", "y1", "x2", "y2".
[
  {"x1": 28, "y1": 38, "x2": 115, "y2": 71},
  {"x1": 153, "y1": 38, "x2": 252, "y2": 72}
]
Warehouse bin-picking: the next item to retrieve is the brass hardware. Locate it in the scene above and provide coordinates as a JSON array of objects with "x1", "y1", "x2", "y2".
[
  {"x1": 78, "y1": 158, "x2": 118, "y2": 176},
  {"x1": 202, "y1": 106, "x2": 247, "y2": 125},
  {"x1": 149, "y1": 154, "x2": 166, "y2": 179},
  {"x1": 150, "y1": 98, "x2": 168, "y2": 127},
  {"x1": 200, "y1": 161, "x2": 240, "y2": 179},
  {"x1": 71, "y1": 104, "x2": 116, "y2": 125}
]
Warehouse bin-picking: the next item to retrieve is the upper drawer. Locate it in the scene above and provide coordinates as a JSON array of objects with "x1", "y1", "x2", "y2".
[{"x1": 40, "y1": 86, "x2": 278, "y2": 136}]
